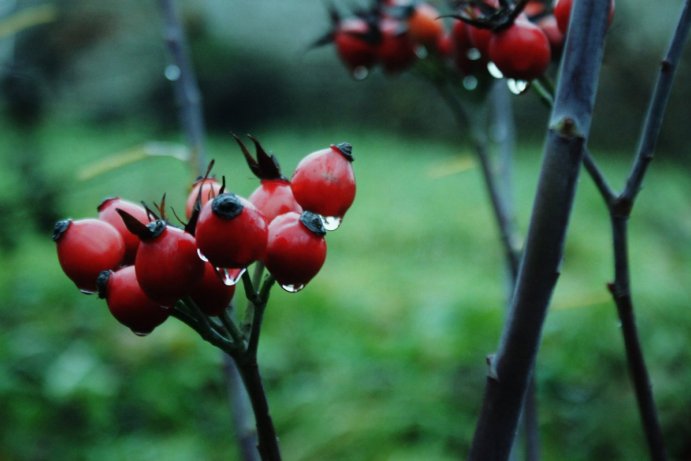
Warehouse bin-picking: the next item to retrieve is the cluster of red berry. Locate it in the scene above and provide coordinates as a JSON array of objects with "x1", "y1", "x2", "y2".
[
  {"x1": 324, "y1": 0, "x2": 613, "y2": 84},
  {"x1": 53, "y1": 136, "x2": 356, "y2": 335}
]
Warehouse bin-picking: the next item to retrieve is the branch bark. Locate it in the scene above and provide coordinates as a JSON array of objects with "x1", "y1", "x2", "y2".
[
  {"x1": 158, "y1": 0, "x2": 207, "y2": 175},
  {"x1": 581, "y1": 3, "x2": 691, "y2": 459},
  {"x1": 468, "y1": 1, "x2": 611, "y2": 459}
]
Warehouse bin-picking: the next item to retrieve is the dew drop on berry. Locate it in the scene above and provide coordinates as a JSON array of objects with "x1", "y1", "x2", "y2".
[
  {"x1": 415, "y1": 45, "x2": 428, "y2": 59},
  {"x1": 164, "y1": 64, "x2": 181, "y2": 81},
  {"x1": 197, "y1": 248, "x2": 209, "y2": 262},
  {"x1": 466, "y1": 48, "x2": 482, "y2": 61},
  {"x1": 280, "y1": 283, "x2": 305, "y2": 293},
  {"x1": 462, "y1": 76, "x2": 479, "y2": 91},
  {"x1": 487, "y1": 62, "x2": 504, "y2": 79},
  {"x1": 320, "y1": 215, "x2": 342, "y2": 232},
  {"x1": 507, "y1": 79, "x2": 529, "y2": 95},
  {"x1": 215, "y1": 266, "x2": 246, "y2": 286},
  {"x1": 132, "y1": 330, "x2": 151, "y2": 337},
  {"x1": 352, "y1": 66, "x2": 369, "y2": 81}
]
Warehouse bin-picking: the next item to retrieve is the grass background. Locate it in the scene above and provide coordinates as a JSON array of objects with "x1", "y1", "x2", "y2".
[{"x1": 0, "y1": 120, "x2": 690, "y2": 460}]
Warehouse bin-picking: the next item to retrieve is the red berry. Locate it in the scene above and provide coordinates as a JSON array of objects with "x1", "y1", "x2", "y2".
[
  {"x1": 53, "y1": 218, "x2": 125, "y2": 293},
  {"x1": 98, "y1": 197, "x2": 149, "y2": 265},
  {"x1": 189, "y1": 261, "x2": 236, "y2": 316},
  {"x1": 407, "y1": 3, "x2": 444, "y2": 48},
  {"x1": 553, "y1": 0, "x2": 615, "y2": 35},
  {"x1": 131, "y1": 220, "x2": 204, "y2": 305},
  {"x1": 468, "y1": 24, "x2": 493, "y2": 57},
  {"x1": 377, "y1": 18, "x2": 418, "y2": 74},
  {"x1": 265, "y1": 211, "x2": 328, "y2": 291},
  {"x1": 97, "y1": 267, "x2": 169, "y2": 335},
  {"x1": 185, "y1": 177, "x2": 222, "y2": 219},
  {"x1": 195, "y1": 193, "x2": 268, "y2": 269},
  {"x1": 250, "y1": 181, "x2": 302, "y2": 224},
  {"x1": 488, "y1": 19, "x2": 551, "y2": 80},
  {"x1": 536, "y1": 15, "x2": 564, "y2": 55},
  {"x1": 290, "y1": 143, "x2": 356, "y2": 225},
  {"x1": 334, "y1": 17, "x2": 379, "y2": 73}
]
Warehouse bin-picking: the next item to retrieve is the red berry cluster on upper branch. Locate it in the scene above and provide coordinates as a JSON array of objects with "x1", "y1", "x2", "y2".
[{"x1": 318, "y1": 0, "x2": 614, "y2": 87}]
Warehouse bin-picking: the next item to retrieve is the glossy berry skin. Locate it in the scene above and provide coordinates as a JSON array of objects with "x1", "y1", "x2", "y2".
[
  {"x1": 334, "y1": 18, "x2": 378, "y2": 73},
  {"x1": 189, "y1": 261, "x2": 235, "y2": 316},
  {"x1": 377, "y1": 18, "x2": 417, "y2": 74},
  {"x1": 488, "y1": 20, "x2": 551, "y2": 80},
  {"x1": 249, "y1": 179, "x2": 302, "y2": 224},
  {"x1": 195, "y1": 193, "x2": 268, "y2": 268},
  {"x1": 135, "y1": 221, "x2": 204, "y2": 305},
  {"x1": 53, "y1": 218, "x2": 125, "y2": 292},
  {"x1": 185, "y1": 178, "x2": 222, "y2": 219},
  {"x1": 407, "y1": 3, "x2": 444, "y2": 48},
  {"x1": 98, "y1": 197, "x2": 149, "y2": 265},
  {"x1": 265, "y1": 211, "x2": 327, "y2": 289},
  {"x1": 290, "y1": 143, "x2": 356, "y2": 220},
  {"x1": 553, "y1": 0, "x2": 615, "y2": 35},
  {"x1": 97, "y1": 267, "x2": 169, "y2": 335},
  {"x1": 468, "y1": 25, "x2": 493, "y2": 57},
  {"x1": 537, "y1": 15, "x2": 564, "y2": 54}
]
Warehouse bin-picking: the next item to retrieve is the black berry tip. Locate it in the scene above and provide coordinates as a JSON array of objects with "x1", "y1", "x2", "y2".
[
  {"x1": 332, "y1": 143, "x2": 354, "y2": 162},
  {"x1": 52, "y1": 219, "x2": 72, "y2": 242},
  {"x1": 211, "y1": 193, "x2": 244, "y2": 220},
  {"x1": 300, "y1": 211, "x2": 327, "y2": 236},
  {"x1": 144, "y1": 220, "x2": 167, "y2": 240},
  {"x1": 96, "y1": 270, "x2": 112, "y2": 299},
  {"x1": 117, "y1": 208, "x2": 154, "y2": 240}
]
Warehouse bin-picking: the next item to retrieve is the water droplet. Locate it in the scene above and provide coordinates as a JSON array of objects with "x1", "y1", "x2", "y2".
[
  {"x1": 462, "y1": 75, "x2": 478, "y2": 91},
  {"x1": 214, "y1": 267, "x2": 246, "y2": 286},
  {"x1": 352, "y1": 66, "x2": 369, "y2": 81},
  {"x1": 466, "y1": 48, "x2": 482, "y2": 61},
  {"x1": 164, "y1": 64, "x2": 181, "y2": 81},
  {"x1": 79, "y1": 289, "x2": 96, "y2": 295},
  {"x1": 197, "y1": 248, "x2": 209, "y2": 262},
  {"x1": 132, "y1": 330, "x2": 150, "y2": 337},
  {"x1": 280, "y1": 283, "x2": 305, "y2": 293},
  {"x1": 507, "y1": 79, "x2": 529, "y2": 95},
  {"x1": 487, "y1": 62, "x2": 503, "y2": 79},
  {"x1": 320, "y1": 215, "x2": 342, "y2": 231},
  {"x1": 415, "y1": 45, "x2": 428, "y2": 59}
]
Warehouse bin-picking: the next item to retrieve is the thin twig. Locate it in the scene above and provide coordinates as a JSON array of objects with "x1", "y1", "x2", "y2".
[
  {"x1": 435, "y1": 82, "x2": 521, "y2": 279},
  {"x1": 158, "y1": 0, "x2": 207, "y2": 175},
  {"x1": 623, "y1": 0, "x2": 691, "y2": 204}
]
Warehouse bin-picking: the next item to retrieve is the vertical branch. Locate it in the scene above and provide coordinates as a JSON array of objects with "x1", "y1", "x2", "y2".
[
  {"x1": 583, "y1": 3, "x2": 690, "y2": 459},
  {"x1": 157, "y1": 2, "x2": 271, "y2": 460},
  {"x1": 468, "y1": 0, "x2": 611, "y2": 459},
  {"x1": 158, "y1": 0, "x2": 207, "y2": 175},
  {"x1": 224, "y1": 354, "x2": 260, "y2": 461},
  {"x1": 436, "y1": 83, "x2": 521, "y2": 278}
]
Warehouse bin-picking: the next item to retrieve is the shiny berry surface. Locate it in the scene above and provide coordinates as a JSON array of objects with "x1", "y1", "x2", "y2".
[
  {"x1": 135, "y1": 222, "x2": 204, "y2": 305},
  {"x1": 265, "y1": 211, "x2": 327, "y2": 288},
  {"x1": 98, "y1": 197, "x2": 149, "y2": 265},
  {"x1": 195, "y1": 193, "x2": 268, "y2": 268},
  {"x1": 98, "y1": 267, "x2": 169, "y2": 335},
  {"x1": 488, "y1": 20, "x2": 551, "y2": 80},
  {"x1": 291, "y1": 143, "x2": 356, "y2": 220},
  {"x1": 54, "y1": 218, "x2": 125, "y2": 292}
]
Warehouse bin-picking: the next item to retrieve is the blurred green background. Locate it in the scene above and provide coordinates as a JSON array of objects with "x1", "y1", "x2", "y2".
[{"x1": 1, "y1": 1, "x2": 690, "y2": 460}]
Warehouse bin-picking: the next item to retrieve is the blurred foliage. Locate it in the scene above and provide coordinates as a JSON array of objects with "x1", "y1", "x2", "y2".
[{"x1": 0, "y1": 121, "x2": 690, "y2": 460}]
